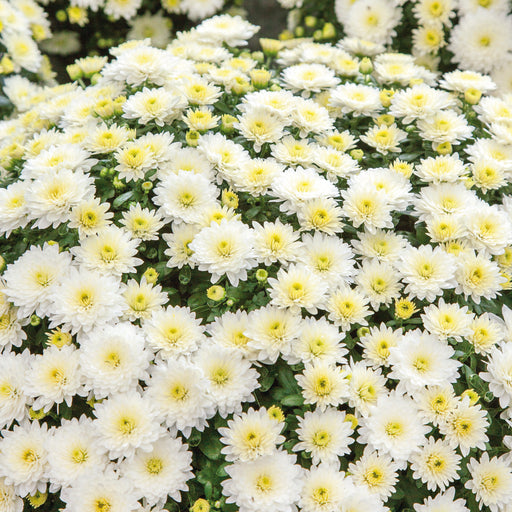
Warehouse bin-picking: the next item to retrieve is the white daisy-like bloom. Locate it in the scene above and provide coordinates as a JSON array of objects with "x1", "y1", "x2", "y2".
[
  {"x1": 329, "y1": 83, "x2": 382, "y2": 117},
  {"x1": 252, "y1": 219, "x2": 302, "y2": 266},
  {"x1": 454, "y1": 250, "x2": 505, "y2": 304},
  {"x1": 475, "y1": 96, "x2": 512, "y2": 126},
  {"x1": 127, "y1": 11, "x2": 172, "y2": 48},
  {"x1": 417, "y1": 110, "x2": 474, "y2": 146},
  {"x1": 415, "y1": 385, "x2": 459, "y2": 427},
  {"x1": 281, "y1": 63, "x2": 339, "y2": 98},
  {"x1": 119, "y1": 436, "x2": 193, "y2": 506},
  {"x1": 467, "y1": 313, "x2": 505, "y2": 354},
  {"x1": 60, "y1": 468, "x2": 140, "y2": 512},
  {"x1": 153, "y1": 170, "x2": 219, "y2": 224},
  {"x1": 145, "y1": 359, "x2": 215, "y2": 437},
  {"x1": 413, "y1": 487, "x2": 469, "y2": 512},
  {"x1": 352, "y1": 229, "x2": 408, "y2": 263},
  {"x1": 194, "y1": 14, "x2": 259, "y2": 46},
  {"x1": 189, "y1": 219, "x2": 257, "y2": 286},
  {"x1": 222, "y1": 451, "x2": 302, "y2": 512},
  {"x1": 268, "y1": 263, "x2": 329, "y2": 315},
  {"x1": 440, "y1": 69, "x2": 496, "y2": 94},
  {"x1": 481, "y1": 343, "x2": 512, "y2": 408},
  {"x1": 69, "y1": 197, "x2": 114, "y2": 238},
  {"x1": 2, "y1": 242, "x2": 72, "y2": 319},
  {"x1": 339, "y1": 483, "x2": 389, "y2": 512},
  {"x1": 345, "y1": 360, "x2": 387, "y2": 417},
  {"x1": 412, "y1": 0, "x2": 455, "y2": 26},
  {"x1": 466, "y1": 453, "x2": 512, "y2": 512},
  {"x1": 46, "y1": 417, "x2": 108, "y2": 491},
  {"x1": 194, "y1": 344, "x2": 259, "y2": 418},
  {"x1": 0, "y1": 477, "x2": 23, "y2": 512},
  {"x1": 294, "y1": 317, "x2": 348, "y2": 366},
  {"x1": 440, "y1": 398, "x2": 489, "y2": 457},
  {"x1": 218, "y1": 407, "x2": 285, "y2": 462},
  {"x1": 1, "y1": 31, "x2": 42, "y2": 73},
  {"x1": 235, "y1": 107, "x2": 286, "y2": 153},
  {"x1": 79, "y1": 322, "x2": 150, "y2": 399},
  {"x1": 410, "y1": 437, "x2": 461, "y2": 492},
  {"x1": 398, "y1": 244, "x2": 457, "y2": 302},
  {"x1": 0, "y1": 182, "x2": 30, "y2": 237},
  {"x1": 143, "y1": 305, "x2": 205, "y2": 360},
  {"x1": 344, "y1": 0, "x2": 402, "y2": 45},
  {"x1": 271, "y1": 135, "x2": 318, "y2": 167},
  {"x1": 358, "y1": 392, "x2": 431, "y2": 469},
  {"x1": 421, "y1": 298, "x2": 473, "y2": 341},
  {"x1": 158, "y1": 146, "x2": 213, "y2": 181},
  {"x1": 296, "y1": 360, "x2": 349, "y2": 411},
  {"x1": 355, "y1": 259, "x2": 402, "y2": 310},
  {"x1": 231, "y1": 157, "x2": 284, "y2": 196},
  {"x1": 245, "y1": 305, "x2": 302, "y2": 364},
  {"x1": 163, "y1": 222, "x2": 201, "y2": 270},
  {"x1": 122, "y1": 87, "x2": 187, "y2": 126},
  {"x1": 121, "y1": 278, "x2": 168, "y2": 322},
  {"x1": 299, "y1": 232, "x2": 355, "y2": 288},
  {"x1": 114, "y1": 141, "x2": 155, "y2": 183},
  {"x1": 297, "y1": 197, "x2": 345, "y2": 235},
  {"x1": 178, "y1": 76, "x2": 224, "y2": 107},
  {"x1": 25, "y1": 344, "x2": 85, "y2": 413},
  {"x1": 390, "y1": 84, "x2": 456, "y2": 124},
  {"x1": 325, "y1": 285, "x2": 372, "y2": 331},
  {"x1": 26, "y1": 168, "x2": 95, "y2": 229},
  {"x1": 48, "y1": 268, "x2": 124, "y2": 334},
  {"x1": 415, "y1": 154, "x2": 468, "y2": 184},
  {"x1": 240, "y1": 89, "x2": 296, "y2": 120},
  {"x1": 293, "y1": 407, "x2": 354, "y2": 466},
  {"x1": 71, "y1": 226, "x2": 142, "y2": 277},
  {"x1": 299, "y1": 464, "x2": 349, "y2": 512},
  {"x1": 414, "y1": 183, "x2": 477, "y2": 221},
  {"x1": 359, "y1": 323, "x2": 402, "y2": 367},
  {"x1": 449, "y1": 10, "x2": 512, "y2": 73},
  {"x1": 348, "y1": 447, "x2": 399, "y2": 499},
  {"x1": 93, "y1": 391, "x2": 163, "y2": 460},
  {"x1": 470, "y1": 157, "x2": 508, "y2": 194},
  {"x1": 0, "y1": 421, "x2": 48, "y2": 497},
  {"x1": 0, "y1": 350, "x2": 30, "y2": 428},
  {"x1": 291, "y1": 98, "x2": 334, "y2": 138},
  {"x1": 338, "y1": 35, "x2": 385, "y2": 56},
  {"x1": 104, "y1": 0, "x2": 142, "y2": 19},
  {"x1": 270, "y1": 167, "x2": 339, "y2": 215},
  {"x1": 388, "y1": 329, "x2": 461, "y2": 394},
  {"x1": 314, "y1": 146, "x2": 360, "y2": 182},
  {"x1": 0, "y1": 306, "x2": 27, "y2": 351},
  {"x1": 374, "y1": 53, "x2": 433, "y2": 87}
]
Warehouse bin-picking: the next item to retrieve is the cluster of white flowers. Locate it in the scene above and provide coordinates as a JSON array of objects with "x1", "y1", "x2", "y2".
[
  {"x1": 0, "y1": 0, "x2": 52, "y2": 77},
  {"x1": 1, "y1": 12, "x2": 512, "y2": 512},
  {"x1": 279, "y1": 0, "x2": 512, "y2": 93}
]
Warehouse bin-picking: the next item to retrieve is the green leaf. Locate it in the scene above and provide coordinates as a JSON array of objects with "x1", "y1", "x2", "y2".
[
  {"x1": 113, "y1": 190, "x2": 133, "y2": 208},
  {"x1": 281, "y1": 394, "x2": 304, "y2": 406}
]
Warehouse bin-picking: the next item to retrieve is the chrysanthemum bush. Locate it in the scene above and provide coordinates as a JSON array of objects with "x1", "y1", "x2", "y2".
[
  {"x1": 277, "y1": 0, "x2": 512, "y2": 93},
  {"x1": 2, "y1": 13, "x2": 512, "y2": 512}
]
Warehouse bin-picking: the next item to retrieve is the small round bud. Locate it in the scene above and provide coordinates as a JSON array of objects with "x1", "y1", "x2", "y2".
[
  {"x1": 279, "y1": 30, "x2": 294, "y2": 41},
  {"x1": 461, "y1": 389, "x2": 479, "y2": 405},
  {"x1": 141, "y1": 181, "x2": 153, "y2": 192},
  {"x1": 322, "y1": 22, "x2": 336, "y2": 39},
  {"x1": 357, "y1": 327, "x2": 370, "y2": 338},
  {"x1": 435, "y1": 141, "x2": 452, "y2": 155},
  {"x1": 28, "y1": 491, "x2": 48, "y2": 508},
  {"x1": 186, "y1": 130, "x2": 200, "y2": 147},
  {"x1": 251, "y1": 51, "x2": 264, "y2": 63},
  {"x1": 464, "y1": 87, "x2": 482, "y2": 105},
  {"x1": 232, "y1": 77, "x2": 250, "y2": 95},
  {"x1": 56, "y1": 10, "x2": 67, "y2": 22},
  {"x1": 30, "y1": 314, "x2": 41, "y2": 327},
  {"x1": 0, "y1": 255, "x2": 5, "y2": 272},
  {"x1": 47, "y1": 328, "x2": 72, "y2": 348},
  {"x1": 250, "y1": 68, "x2": 272, "y2": 89},
  {"x1": 305, "y1": 16, "x2": 317, "y2": 27},
  {"x1": 66, "y1": 64, "x2": 82, "y2": 81},
  {"x1": 376, "y1": 114, "x2": 394, "y2": 126},
  {"x1": 260, "y1": 38, "x2": 283, "y2": 56},
  {"x1": 221, "y1": 114, "x2": 237, "y2": 135},
  {"x1": 192, "y1": 499, "x2": 210, "y2": 512},
  {"x1": 207, "y1": 285, "x2": 226, "y2": 301},
  {"x1": 294, "y1": 26, "x2": 305, "y2": 37},
  {"x1": 221, "y1": 189, "x2": 239, "y2": 209},
  {"x1": 29, "y1": 408, "x2": 46, "y2": 420},
  {"x1": 268, "y1": 405, "x2": 285, "y2": 422},
  {"x1": 112, "y1": 176, "x2": 126, "y2": 190},
  {"x1": 255, "y1": 269, "x2": 268, "y2": 282},
  {"x1": 226, "y1": 298, "x2": 235, "y2": 307},
  {"x1": 350, "y1": 149, "x2": 364, "y2": 161},
  {"x1": 143, "y1": 267, "x2": 159, "y2": 284},
  {"x1": 359, "y1": 57, "x2": 373, "y2": 74},
  {"x1": 313, "y1": 29, "x2": 323, "y2": 40}
]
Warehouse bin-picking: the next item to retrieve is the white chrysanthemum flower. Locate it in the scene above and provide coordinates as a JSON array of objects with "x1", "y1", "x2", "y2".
[
  {"x1": 481, "y1": 343, "x2": 512, "y2": 408},
  {"x1": 246, "y1": 305, "x2": 302, "y2": 364},
  {"x1": 0, "y1": 421, "x2": 48, "y2": 497},
  {"x1": 413, "y1": 487, "x2": 469, "y2": 512},
  {"x1": 121, "y1": 278, "x2": 167, "y2": 322},
  {"x1": 297, "y1": 197, "x2": 345, "y2": 235},
  {"x1": 194, "y1": 14, "x2": 259, "y2": 45},
  {"x1": 346, "y1": 360, "x2": 387, "y2": 417},
  {"x1": 398, "y1": 245, "x2": 457, "y2": 301},
  {"x1": 291, "y1": 98, "x2": 333, "y2": 138},
  {"x1": 194, "y1": 345, "x2": 259, "y2": 418},
  {"x1": 71, "y1": 226, "x2": 142, "y2": 276},
  {"x1": 222, "y1": 451, "x2": 302, "y2": 512},
  {"x1": 93, "y1": 391, "x2": 163, "y2": 459},
  {"x1": 360, "y1": 123, "x2": 408, "y2": 154},
  {"x1": 189, "y1": 219, "x2": 256, "y2": 286},
  {"x1": 358, "y1": 392, "x2": 431, "y2": 468},
  {"x1": 114, "y1": 141, "x2": 155, "y2": 182},
  {"x1": 325, "y1": 286, "x2": 372, "y2": 331},
  {"x1": 219, "y1": 407, "x2": 285, "y2": 462},
  {"x1": 122, "y1": 87, "x2": 187, "y2": 126},
  {"x1": 145, "y1": 360, "x2": 215, "y2": 436},
  {"x1": 252, "y1": 219, "x2": 302, "y2": 266},
  {"x1": 470, "y1": 157, "x2": 508, "y2": 193},
  {"x1": 410, "y1": 437, "x2": 461, "y2": 492},
  {"x1": 293, "y1": 407, "x2": 354, "y2": 465},
  {"x1": 417, "y1": 110, "x2": 474, "y2": 146},
  {"x1": 231, "y1": 157, "x2": 284, "y2": 196},
  {"x1": 0, "y1": 350, "x2": 30, "y2": 429},
  {"x1": 348, "y1": 447, "x2": 398, "y2": 499},
  {"x1": 69, "y1": 198, "x2": 114, "y2": 238},
  {"x1": 158, "y1": 146, "x2": 213, "y2": 181},
  {"x1": 2, "y1": 243, "x2": 72, "y2": 319},
  {"x1": 60, "y1": 469, "x2": 140, "y2": 512},
  {"x1": 0, "y1": 307, "x2": 27, "y2": 351},
  {"x1": 388, "y1": 329, "x2": 461, "y2": 394},
  {"x1": 314, "y1": 146, "x2": 360, "y2": 182},
  {"x1": 421, "y1": 298, "x2": 473, "y2": 341},
  {"x1": 294, "y1": 317, "x2": 348, "y2": 366},
  {"x1": 163, "y1": 223, "x2": 201, "y2": 269},
  {"x1": 352, "y1": 229, "x2": 408, "y2": 263},
  {"x1": 440, "y1": 399, "x2": 489, "y2": 456},
  {"x1": 467, "y1": 313, "x2": 505, "y2": 354},
  {"x1": 466, "y1": 453, "x2": 512, "y2": 512},
  {"x1": 0, "y1": 182, "x2": 30, "y2": 237},
  {"x1": 329, "y1": 83, "x2": 382, "y2": 117},
  {"x1": 235, "y1": 107, "x2": 286, "y2": 152},
  {"x1": 271, "y1": 135, "x2": 318, "y2": 167},
  {"x1": 415, "y1": 154, "x2": 468, "y2": 184},
  {"x1": 466, "y1": 204, "x2": 512, "y2": 255},
  {"x1": 282, "y1": 63, "x2": 339, "y2": 98},
  {"x1": 49, "y1": 268, "x2": 124, "y2": 334},
  {"x1": 0, "y1": 476, "x2": 23, "y2": 512},
  {"x1": 414, "y1": 183, "x2": 477, "y2": 221},
  {"x1": 299, "y1": 464, "x2": 349, "y2": 512},
  {"x1": 355, "y1": 259, "x2": 402, "y2": 309},
  {"x1": 119, "y1": 436, "x2": 193, "y2": 506},
  {"x1": 415, "y1": 385, "x2": 459, "y2": 427},
  {"x1": 46, "y1": 417, "x2": 108, "y2": 491},
  {"x1": 268, "y1": 264, "x2": 328, "y2": 315},
  {"x1": 449, "y1": 10, "x2": 512, "y2": 73},
  {"x1": 454, "y1": 250, "x2": 505, "y2": 304},
  {"x1": 359, "y1": 323, "x2": 401, "y2": 367},
  {"x1": 25, "y1": 344, "x2": 85, "y2": 413},
  {"x1": 143, "y1": 305, "x2": 204, "y2": 360},
  {"x1": 296, "y1": 360, "x2": 349, "y2": 411},
  {"x1": 440, "y1": 69, "x2": 496, "y2": 93},
  {"x1": 79, "y1": 322, "x2": 150, "y2": 399}
]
